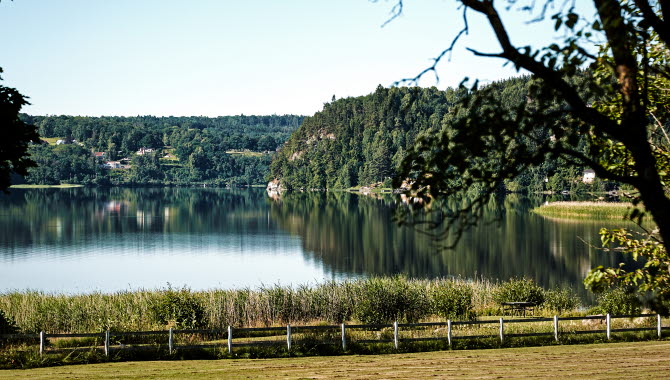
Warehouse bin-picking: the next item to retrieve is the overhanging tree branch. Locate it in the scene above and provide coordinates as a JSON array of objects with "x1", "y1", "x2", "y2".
[{"x1": 632, "y1": 0, "x2": 670, "y2": 46}]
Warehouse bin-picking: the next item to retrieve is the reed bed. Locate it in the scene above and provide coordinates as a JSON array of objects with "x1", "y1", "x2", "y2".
[
  {"x1": 531, "y1": 201, "x2": 634, "y2": 220},
  {"x1": 0, "y1": 277, "x2": 591, "y2": 335}
]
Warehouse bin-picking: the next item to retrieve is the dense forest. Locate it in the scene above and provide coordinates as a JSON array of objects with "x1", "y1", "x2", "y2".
[
  {"x1": 269, "y1": 78, "x2": 621, "y2": 193},
  {"x1": 18, "y1": 114, "x2": 303, "y2": 186}
]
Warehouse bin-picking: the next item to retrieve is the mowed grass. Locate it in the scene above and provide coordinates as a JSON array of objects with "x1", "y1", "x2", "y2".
[
  {"x1": 532, "y1": 201, "x2": 633, "y2": 220},
  {"x1": 40, "y1": 137, "x2": 63, "y2": 145},
  {"x1": 2, "y1": 341, "x2": 669, "y2": 379}
]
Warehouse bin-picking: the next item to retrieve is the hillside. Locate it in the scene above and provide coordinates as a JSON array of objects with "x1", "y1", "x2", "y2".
[
  {"x1": 269, "y1": 77, "x2": 615, "y2": 194},
  {"x1": 270, "y1": 80, "x2": 532, "y2": 190},
  {"x1": 18, "y1": 114, "x2": 303, "y2": 186}
]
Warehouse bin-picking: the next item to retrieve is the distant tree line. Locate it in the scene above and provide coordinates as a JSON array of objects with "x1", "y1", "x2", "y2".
[
  {"x1": 18, "y1": 114, "x2": 303, "y2": 186},
  {"x1": 270, "y1": 78, "x2": 623, "y2": 193}
]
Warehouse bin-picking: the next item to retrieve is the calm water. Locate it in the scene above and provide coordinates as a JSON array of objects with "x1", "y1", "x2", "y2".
[{"x1": 0, "y1": 188, "x2": 631, "y2": 298}]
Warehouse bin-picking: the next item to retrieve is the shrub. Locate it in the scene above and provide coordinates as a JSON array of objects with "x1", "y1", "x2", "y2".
[
  {"x1": 492, "y1": 278, "x2": 545, "y2": 306},
  {"x1": 353, "y1": 277, "x2": 429, "y2": 324},
  {"x1": 429, "y1": 281, "x2": 474, "y2": 320},
  {"x1": 597, "y1": 287, "x2": 641, "y2": 316},
  {"x1": 149, "y1": 286, "x2": 206, "y2": 329},
  {"x1": 542, "y1": 288, "x2": 581, "y2": 314},
  {"x1": 0, "y1": 309, "x2": 18, "y2": 334}
]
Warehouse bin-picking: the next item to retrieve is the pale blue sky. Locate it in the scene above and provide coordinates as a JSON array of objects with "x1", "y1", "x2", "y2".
[{"x1": 0, "y1": 0, "x2": 597, "y2": 117}]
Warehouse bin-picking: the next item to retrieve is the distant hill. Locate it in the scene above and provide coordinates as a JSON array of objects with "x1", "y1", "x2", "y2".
[
  {"x1": 18, "y1": 114, "x2": 304, "y2": 186},
  {"x1": 269, "y1": 79, "x2": 537, "y2": 190}
]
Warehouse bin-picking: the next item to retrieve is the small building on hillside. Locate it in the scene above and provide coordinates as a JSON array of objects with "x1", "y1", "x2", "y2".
[
  {"x1": 94, "y1": 152, "x2": 106, "y2": 160},
  {"x1": 102, "y1": 161, "x2": 121, "y2": 169},
  {"x1": 136, "y1": 147, "x2": 154, "y2": 156},
  {"x1": 583, "y1": 169, "x2": 596, "y2": 183}
]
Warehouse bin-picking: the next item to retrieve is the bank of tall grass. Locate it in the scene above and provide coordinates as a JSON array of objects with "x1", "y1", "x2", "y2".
[
  {"x1": 532, "y1": 201, "x2": 633, "y2": 220},
  {"x1": 0, "y1": 277, "x2": 593, "y2": 335}
]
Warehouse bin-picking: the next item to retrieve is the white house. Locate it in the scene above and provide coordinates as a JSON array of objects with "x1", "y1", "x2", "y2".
[{"x1": 583, "y1": 169, "x2": 596, "y2": 183}]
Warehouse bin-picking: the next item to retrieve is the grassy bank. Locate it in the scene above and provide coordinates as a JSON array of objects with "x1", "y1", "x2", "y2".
[
  {"x1": 532, "y1": 201, "x2": 633, "y2": 220},
  {"x1": 9, "y1": 184, "x2": 84, "y2": 189},
  {"x1": 0, "y1": 277, "x2": 587, "y2": 335},
  {"x1": 2, "y1": 341, "x2": 669, "y2": 379}
]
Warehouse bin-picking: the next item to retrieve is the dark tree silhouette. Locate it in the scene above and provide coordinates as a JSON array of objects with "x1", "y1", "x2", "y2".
[{"x1": 0, "y1": 67, "x2": 40, "y2": 191}]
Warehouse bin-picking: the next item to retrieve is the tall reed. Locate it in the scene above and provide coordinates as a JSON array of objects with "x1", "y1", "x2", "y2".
[{"x1": 0, "y1": 277, "x2": 583, "y2": 334}]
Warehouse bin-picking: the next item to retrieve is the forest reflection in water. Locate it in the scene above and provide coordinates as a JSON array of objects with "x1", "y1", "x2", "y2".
[
  {"x1": 0, "y1": 187, "x2": 632, "y2": 299},
  {"x1": 269, "y1": 190, "x2": 633, "y2": 301}
]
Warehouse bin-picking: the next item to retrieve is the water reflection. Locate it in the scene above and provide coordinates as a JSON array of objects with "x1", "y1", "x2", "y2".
[
  {"x1": 0, "y1": 188, "x2": 633, "y2": 299},
  {"x1": 269, "y1": 191, "x2": 633, "y2": 301}
]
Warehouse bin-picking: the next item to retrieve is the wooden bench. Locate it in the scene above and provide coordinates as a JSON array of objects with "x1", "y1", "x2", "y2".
[{"x1": 501, "y1": 302, "x2": 536, "y2": 317}]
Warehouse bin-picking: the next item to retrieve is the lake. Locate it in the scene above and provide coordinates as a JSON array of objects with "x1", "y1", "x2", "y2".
[{"x1": 0, "y1": 187, "x2": 631, "y2": 299}]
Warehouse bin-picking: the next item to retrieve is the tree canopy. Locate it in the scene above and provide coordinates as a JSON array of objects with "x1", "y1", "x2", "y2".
[
  {"x1": 385, "y1": 1, "x2": 669, "y2": 308},
  {"x1": 0, "y1": 68, "x2": 40, "y2": 191}
]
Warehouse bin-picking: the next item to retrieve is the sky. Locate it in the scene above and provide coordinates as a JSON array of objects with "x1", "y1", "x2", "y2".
[{"x1": 0, "y1": 0, "x2": 597, "y2": 117}]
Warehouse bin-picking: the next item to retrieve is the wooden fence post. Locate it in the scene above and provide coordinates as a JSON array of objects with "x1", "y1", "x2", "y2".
[
  {"x1": 553, "y1": 316, "x2": 559, "y2": 342},
  {"x1": 104, "y1": 330, "x2": 110, "y2": 356},
  {"x1": 393, "y1": 321, "x2": 399, "y2": 349},
  {"x1": 169, "y1": 328, "x2": 174, "y2": 354},
  {"x1": 447, "y1": 320, "x2": 452, "y2": 347},
  {"x1": 227, "y1": 326, "x2": 233, "y2": 353},
  {"x1": 341, "y1": 323, "x2": 346, "y2": 351},
  {"x1": 499, "y1": 318, "x2": 504, "y2": 344},
  {"x1": 658, "y1": 314, "x2": 662, "y2": 339},
  {"x1": 606, "y1": 314, "x2": 611, "y2": 340},
  {"x1": 39, "y1": 331, "x2": 44, "y2": 356},
  {"x1": 287, "y1": 324, "x2": 292, "y2": 351}
]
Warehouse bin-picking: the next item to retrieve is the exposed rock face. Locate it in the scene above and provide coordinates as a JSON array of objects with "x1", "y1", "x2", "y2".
[
  {"x1": 267, "y1": 179, "x2": 282, "y2": 191},
  {"x1": 266, "y1": 179, "x2": 283, "y2": 200}
]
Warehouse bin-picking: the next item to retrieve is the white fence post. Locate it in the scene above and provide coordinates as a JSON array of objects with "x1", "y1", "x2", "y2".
[
  {"x1": 658, "y1": 314, "x2": 662, "y2": 339},
  {"x1": 227, "y1": 326, "x2": 233, "y2": 353},
  {"x1": 341, "y1": 323, "x2": 346, "y2": 351},
  {"x1": 393, "y1": 321, "x2": 399, "y2": 349},
  {"x1": 104, "y1": 330, "x2": 110, "y2": 356},
  {"x1": 447, "y1": 320, "x2": 452, "y2": 347},
  {"x1": 39, "y1": 331, "x2": 44, "y2": 356},
  {"x1": 553, "y1": 316, "x2": 559, "y2": 342},
  {"x1": 169, "y1": 328, "x2": 174, "y2": 354},
  {"x1": 499, "y1": 318, "x2": 504, "y2": 344},
  {"x1": 287, "y1": 324, "x2": 292, "y2": 351},
  {"x1": 606, "y1": 314, "x2": 611, "y2": 340}
]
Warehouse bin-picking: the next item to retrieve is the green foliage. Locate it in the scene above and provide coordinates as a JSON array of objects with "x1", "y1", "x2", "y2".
[
  {"x1": 0, "y1": 68, "x2": 41, "y2": 191},
  {"x1": 353, "y1": 277, "x2": 430, "y2": 324},
  {"x1": 542, "y1": 288, "x2": 580, "y2": 314},
  {"x1": 428, "y1": 281, "x2": 474, "y2": 320},
  {"x1": 596, "y1": 287, "x2": 641, "y2": 316},
  {"x1": 26, "y1": 144, "x2": 99, "y2": 185},
  {"x1": 0, "y1": 309, "x2": 18, "y2": 334},
  {"x1": 149, "y1": 286, "x2": 206, "y2": 329},
  {"x1": 0, "y1": 277, "x2": 585, "y2": 334},
  {"x1": 492, "y1": 278, "x2": 545, "y2": 306},
  {"x1": 584, "y1": 228, "x2": 669, "y2": 314},
  {"x1": 19, "y1": 114, "x2": 302, "y2": 186}
]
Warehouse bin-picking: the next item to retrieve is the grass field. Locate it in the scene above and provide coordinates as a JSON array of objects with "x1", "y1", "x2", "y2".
[
  {"x1": 532, "y1": 201, "x2": 633, "y2": 220},
  {"x1": 39, "y1": 137, "x2": 63, "y2": 145},
  {"x1": 225, "y1": 150, "x2": 265, "y2": 158},
  {"x1": 1, "y1": 341, "x2": 668, "y2": 379},
  {"x1": 9, "y1": 184, "x2": 83, "y2": 189}
]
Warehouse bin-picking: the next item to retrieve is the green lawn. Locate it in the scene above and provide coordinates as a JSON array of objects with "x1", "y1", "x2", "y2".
[
  {"x1": 40, "y1": 137, "x2": 64, "y2": 145},
  {"x1": 2, "y1": 341, "x2": 669, "y2": 379}
]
